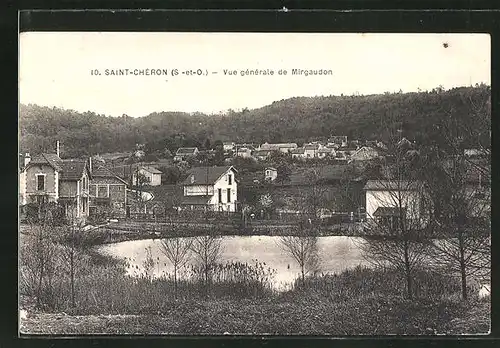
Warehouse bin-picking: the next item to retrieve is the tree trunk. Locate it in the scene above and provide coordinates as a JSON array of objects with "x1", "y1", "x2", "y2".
[
  {"x1": 458, "y1": 231, "x2": 468, "y2": 300},
  {"x1": 404, "y1": 241, "x2": 413, "y2": 299},
  {"x1": 205, "y1": 266, "x2": 209, "y2": 299},
  {"x1": 36, "y1": 256, "x2": 45, "y2": 308},
  {"x1": 174, "y1": 264, "x2": 178, "y2": 300},
  {"x1": 70, "y1": 250, "x2": 75, "y2": 308}
]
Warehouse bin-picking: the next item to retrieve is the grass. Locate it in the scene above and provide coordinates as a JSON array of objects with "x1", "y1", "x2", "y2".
[
  {"x1": 21, "y1": 295, "x2": 490, "y2": 335},
  {"x1": 19, "y1": 224, "x2": 490, "y2": 335}
]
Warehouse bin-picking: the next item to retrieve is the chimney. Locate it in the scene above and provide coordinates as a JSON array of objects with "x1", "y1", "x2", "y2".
[
  {"x1": 24, "y1": 153, "x2": 31, "y2": 167},
  {"x1": 56, "y1": 141, "x2": 60, "y2": 157},
  {"x1": 89, "y1": 156, "x2": 92, "y2": 175}
]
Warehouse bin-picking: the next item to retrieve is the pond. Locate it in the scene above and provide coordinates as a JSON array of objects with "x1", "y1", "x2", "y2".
[{"x1": 98, "y1": 236, "x2": 368, "y2": 290}]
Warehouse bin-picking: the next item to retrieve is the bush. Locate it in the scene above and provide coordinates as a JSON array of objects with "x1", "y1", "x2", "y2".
[{"x1": 285, "y1": 265, "x2": 474, "y2": 302}]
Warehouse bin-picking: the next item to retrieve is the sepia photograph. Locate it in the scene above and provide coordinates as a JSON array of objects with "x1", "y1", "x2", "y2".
[{"x1": 18, "y1": 32, "x2": 491, "y2": 336}]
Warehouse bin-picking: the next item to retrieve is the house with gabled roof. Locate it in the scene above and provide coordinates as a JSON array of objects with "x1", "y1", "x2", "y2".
[
  {"x1": 23, "y1": 152, "x2": 92, "y2": 221},
  {"x1": 89, "y1": 163, "x2": 129, "y2": 217},
  {"x1": 132, "y1": 166, "x2": 163, "y2": 186},
  {"x1": 174, "y1": 147, "x2": 199, "y2": 161},
  {"x1": 180, "y1": 166, "x2": 238, "y2": 212},
  {"x1": 351, "y1": 146, "x2": 383, "y2": 162}
]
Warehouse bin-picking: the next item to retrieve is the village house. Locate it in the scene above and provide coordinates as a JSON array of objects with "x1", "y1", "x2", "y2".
[
  {"x1": 180, "y1": 166, "x2": 238, "y2": 212},
  {"x1": 234, "y1": 147, "x2": 253, "y2": 158},
  {"x1": 327, "y1": 136, "x2": 348, "y2": 148},
  {"x1": 351, "y1": 146, "x2": 383, "y2": 162},
  {"x1": 174, "y1": 147, "x2": 199, "y2": 161},
  {"x1": 223, "y1": 142, "x2": 235, "y2": 151},
  {"x1": 317, "y1": 147, "x2": 336, "y2": 159},
  {"x1": 23, "y1": 151, "x2": 92, "y2": 222},
  {"x1": 264, "y1": 167, "x2": 278, "y2": 181},
  {"x1": 364, "y1": 180, "x2": 429, "y2": 229},
  {"x1": 290, "y1": 148, "x2": 306, "y2": 159},
  {"x1": 253, "y1": 149, "x2": 273, "y2": 161},
  {"x1": 132, "y1": 166, "x2": 162, "y2": 186},
  {"x1": 89, "y1": 163, "x2": 129, "y2": 217},
  {"x1": 304, "y1": 143, "x2": 321, "y2": 158},
  {"x1": 259, "y1": 142, "x2": 298, "y2": 153}
]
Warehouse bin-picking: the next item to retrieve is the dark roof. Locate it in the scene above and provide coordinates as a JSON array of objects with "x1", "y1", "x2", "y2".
[
  {"x1": 181, "y1": 195, "x2": 211, "y2": 205},
  {"x1": 141, "y1": 166, "x2": 163, "y2": 174},
  {"x1": 364, "y1": 180, "x2": 421, "y2": 191},
  {"x1": 373, "y1": 207, "x2": 406, "y2": 217},
  {"x1": 182, "y1": 166, "x2": 236, "y2": 186},
  {"x1": 60, "y1": 160, "x2": 88, "y2": 181},
  {"x1": 176, "y1": 147, "x2": 198, "y2": 155},
  {"x1": 27, "y1": 153, "x2": 63, "y2": 171},
  {"x1": 91, "y1": 163, "x2": 128, "y2": 184}
]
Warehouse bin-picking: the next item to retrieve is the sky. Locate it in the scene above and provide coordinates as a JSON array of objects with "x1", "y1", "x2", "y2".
[{"x1": 19, "y1": 32, "x2": 490, "y2": 118}]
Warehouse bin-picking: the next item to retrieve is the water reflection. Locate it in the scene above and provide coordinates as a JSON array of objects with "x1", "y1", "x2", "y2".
[{"x1": 99, "y1": 236, "x2": 368, "y2": 290}]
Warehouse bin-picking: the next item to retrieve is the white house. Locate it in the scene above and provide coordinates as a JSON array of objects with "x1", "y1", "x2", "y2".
[
  {"x1": 181, "y1": 166, "x2": 238, "y2": 212},
  {"x1": 234, "y1": 147, "x2": 253, "y2": 158},
  {"x1": 364, "y1": 180, "x2": 429, "y2": 229},
  {"x1": 304, "y1": 143, "x2": 320, "y2": 158},
  {"x1": 264, "y1": 167, "x2": 278, "y2": 181},
  {"x1": 223, "y1": 142, "x2": 235, "y2": 151},
  {"x1": 133, "y1": 166, "x2": 162, "y2": 186}
]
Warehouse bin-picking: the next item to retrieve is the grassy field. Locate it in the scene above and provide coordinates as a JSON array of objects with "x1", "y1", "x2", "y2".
[
  {"x1": 19, "y1": 224, "x2": 490, "y2": 336},
  {"x1": 20, "y1": 294, "x2": 490, "y2": 335}
]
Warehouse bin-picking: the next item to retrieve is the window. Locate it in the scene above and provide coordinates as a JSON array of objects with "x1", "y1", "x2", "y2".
[
  {"x1": 227, "y1": 188, "x2": 231, "y2": 203},
  {"x1": 228, "y1": 174, "x2": 232, "y2": 185},
  {"x1": 218, "y1": 188, "x2": 222, "y2": 203},
  {"x1": 36, "y1": 174, "x2": 45, "y2": 191},
  {"x1": 98, "y1": 185, "x2": 108, "y2": 198}
]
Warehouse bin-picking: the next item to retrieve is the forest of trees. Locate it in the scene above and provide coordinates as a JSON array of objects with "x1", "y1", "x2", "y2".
[{"x1": 19, "y1": 85, "x2": 491, "y2": 158}]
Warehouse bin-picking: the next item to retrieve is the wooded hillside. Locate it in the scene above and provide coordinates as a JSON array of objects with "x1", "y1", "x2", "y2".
[{"x1": 19, "y1": 84, "x2": 490, "y2": 158}]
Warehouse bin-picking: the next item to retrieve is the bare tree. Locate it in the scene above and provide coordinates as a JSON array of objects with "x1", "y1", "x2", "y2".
[
  {"x1": 134, "y1": 168, "x2": 150, "y2": 215},
  {"x1": 189, "y1": 228, "x2": 224, "y2": 298},
  {"x1": 159, "y1": 233, "x2": 193, "y2": 299},
  {"x1": 424, "y1": 107, "x2": 491, "y2": 300},
  {"x1": 360, "y1": 129, "x2": 434, "y2": 300},
  {"x1": 57, "y1": 199, "x2": 87, "y2": 309},
  {"x1": 278, "y1": 224, "x2": 320, "y2": 286},
  {"x1": 20, "y1": 202, "x2": 62, "y2": 309}
]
